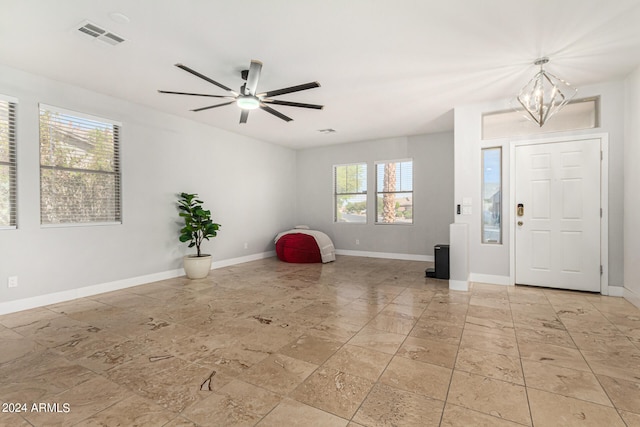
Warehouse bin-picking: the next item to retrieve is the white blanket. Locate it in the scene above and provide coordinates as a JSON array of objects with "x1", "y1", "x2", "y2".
[{"x1": 274, "y1": 229, "x2": 336, "y2": 263}]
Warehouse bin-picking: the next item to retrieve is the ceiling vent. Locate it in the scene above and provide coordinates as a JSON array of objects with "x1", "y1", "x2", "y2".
[
  {"x1": 76, "y1": 21, "x2": 125, "y2": 46},
  {"x1": 318, "y1": 128, "x2": 336, "y2": 134}
]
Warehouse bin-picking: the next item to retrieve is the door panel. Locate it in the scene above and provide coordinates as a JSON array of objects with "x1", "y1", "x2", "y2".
[{"x1": 515, "y1": 139, "x2": 601, "y2": 291}]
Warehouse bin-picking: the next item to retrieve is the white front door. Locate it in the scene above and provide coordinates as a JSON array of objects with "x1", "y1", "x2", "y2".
[{"x1": 515, "y1": 138, "x2": 601, "y2": 291}]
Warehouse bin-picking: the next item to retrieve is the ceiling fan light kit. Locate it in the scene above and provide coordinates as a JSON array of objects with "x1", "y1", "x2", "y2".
[
  {"x1": 236, "y1": 96, "x2": 260, "y2": 110},
  {"x1": 513, "y1": 57, "x2": 577, "y2": 127},
  {"x1": 159, "y1": 60, "x2": 323, "y2": 123}
]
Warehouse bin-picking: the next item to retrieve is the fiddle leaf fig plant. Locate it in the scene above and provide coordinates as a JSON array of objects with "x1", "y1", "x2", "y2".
[{"x1": 178, "y1": 192, "x2": 221, "y2": 257}]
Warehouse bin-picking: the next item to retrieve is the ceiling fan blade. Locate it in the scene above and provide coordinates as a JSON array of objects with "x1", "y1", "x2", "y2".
[
  {"x1": 258, "y1": 82, "x2": 320, "y2": 98},
  {"x1": 262, "y1": 99, "x2": 324, "y2": 110},
  {"x1": 240, "y1": 110, "x2": 249, "y2": 124},
  {"x1": 158, "y1": 90, "x2": 232, "y2": 98},
  {"x1": 191, "y1": 101, "x2": 235, "y2": 112},
  {"x1": 175, "y1": 64, "x2": 238, "y2": 95},
  {"x1": 245, "y1": 60, "x2": 262, "y2": 96},
  {"x1": 260, "y1": 104, "x2": 293, "y2": 122}
]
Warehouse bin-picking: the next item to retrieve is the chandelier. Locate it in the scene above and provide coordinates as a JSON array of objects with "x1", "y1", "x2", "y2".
[{"x1": 514, "y1": 57, "x2": 577, "y2": 127}]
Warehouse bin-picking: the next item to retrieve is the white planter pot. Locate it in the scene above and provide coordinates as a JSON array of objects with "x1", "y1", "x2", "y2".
[{"x1": 183, "y1": 254, "x2": 212, "y2": 279}]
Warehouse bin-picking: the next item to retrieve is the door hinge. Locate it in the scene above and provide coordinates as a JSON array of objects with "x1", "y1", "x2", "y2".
[
  {"x1": 601, "y1": 265, "x2": 603, "y2": 275},
  {"x1": 600, "y1": 208, "x2": 603, "y2": 218}
]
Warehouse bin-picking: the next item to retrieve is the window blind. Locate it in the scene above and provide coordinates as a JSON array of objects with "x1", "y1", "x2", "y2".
[
  {"x1": 0, "y1": 97, "x2": 17, "y2": 228},
  {"x1": 39, "y1": 105, "x2": 121, "y2": 225}
]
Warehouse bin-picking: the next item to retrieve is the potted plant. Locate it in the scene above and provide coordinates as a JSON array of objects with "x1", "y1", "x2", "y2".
[{"x1": 178, "y1": 192, "x2": 221, "y2": 279}]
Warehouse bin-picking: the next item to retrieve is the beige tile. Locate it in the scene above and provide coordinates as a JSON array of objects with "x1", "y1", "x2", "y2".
[
  {"x1": 307, "y1": 318, "x2": 361, "y2": 342},
  {"x1": 447, "y1": 371, "x2": 531, "y2": 426},
  {"x1": 515, "y1": 325, "x2": 576, "y2": 348},
  {"x1": 322, "y1": 344, "x2": 392, "y2": 381},
  {"x1": 0, "y1": 306, "x2": 61, "y2": 328},
  {"x1": 353, "y1": 383, "x2": 444, "y2": 426},
  {"x1": 0, "y1": 327, "x2": 43, "y2": 364},
  {"x1": 466, "y1": 305, "x2": 512, "y2": 322},
  {"x1": 383, "y1": 300, "x2": 428, "y2": 318},
  {"x1": 379, "y1": 356, "x2": 451, "y2": 401},
  {"x1": 0, "y1": 349, "x2": 97, "y2": 403},
  {"x1": 518, "y1": 341, "x2": 591, "y2": 372},
  {"x1": 162, "y1": 415, "x2": 199, "y2": 426},
  {"x1": 0, "y1": 411, "x2": 33, "y2": 426},
  {"x1": 440, "y1": 403, "x2": 526, "y2": 427},
  {"x1": 455, "y1": 347, "x2": 524, "y2": 384},
  {"x1": 420, "y1": 308, "x2": 467, "y2": 326},
  {"x1": 522, "y1": 360, "x2": 612, "y2": 405},
  {"x1": 75, "y1": 336, "x2": 164, "y2": 373},
  {"x1": 291, "y1": 367, "x2": 375, "y2": 419},
  {"x1": 396, "y1": 335, "x2": 458, "y2": 368},
  {"x1": 3, "y1": 257, "x2": 640, "y2": 427},
  {"x1": 620, "y1": 410, "x2": 640, "y2": 427},
  {"x1": 183, "y1": 379, "x2": 281, "y2": 426},
  {"x1": 11, "y1": 315, "x2": 105, "y2": 349},
  {"x1": 278, "y1": 334, "x2": 342, "y2": 365},
  {"x1": 464, "y1": 315, "x2": 515, "y2": 337},
  {"x1": 581, "y1": 347, "x2": 640, "y2": 380},
  {"x1": 409, "y1": 320, "x2": 463, "y2": 345},
  {"x1": 366, "y1": 312, "x2": 416, "y2": 334},
  {"x1": 22, "y1": 376, "x2": 125, "y2": 426},
  {"x1": 348, "y1": 327, "x2": 406, "y2": 354},
  {"x1": 597, "y1": 374, "x2": 640, "y2": 413},
  {"x1": 240, "y1": 353, "x2": 317, "y2": 395},
  {"x1": 80, "y1": 393, "x2": 176, "y2": 426},
  {"x1": 256, "y1": 398, "x2": 348, "y2": 427},
  {"x1": 106, "y1": 355, "x2": 213, "y2": 412},
  {"x1": 527, "y1": 388, "x2": 625, "y2": 427},
  {"x1": 459, "y1": 329, "x2": 519, "y2": 357}
]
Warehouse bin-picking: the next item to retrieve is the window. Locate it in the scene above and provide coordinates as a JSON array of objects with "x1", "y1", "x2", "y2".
[
  {"x1": 482, "y1": 97, "x2": 599, "y2": 140},
  {"x1": 482, "y1": 147, "x2": 501, "y2": 243},
  {"x1": 375, "y1": 160, "x2": 413, "y2": 224},
  {"x1": 0, "y1": 96, "x2": 17, "y2": 228},
  {"x1": 334, "y1": 163, "x2": 367, "y2": 223},
  {"x1": 39, "y1": 105, "x2": 121, "y2": 225}
]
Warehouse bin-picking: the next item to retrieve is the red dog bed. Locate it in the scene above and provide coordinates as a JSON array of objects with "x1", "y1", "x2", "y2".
[{"x1": 276, "y1": 233, "x2": 322, "y2": 263}]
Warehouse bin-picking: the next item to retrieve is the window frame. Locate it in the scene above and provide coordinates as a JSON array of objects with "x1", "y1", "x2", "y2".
[
  {"x1": 39, "y1": 104, "x2": 122, "y2": 227},
  {"x1": 333, "y1": 162, "x2": 368, "y2": 224},
  {"x1": 0, "y1": 94, "x2": 18, "y2": 230},
  {"x1": 481, "y1": 147, "x2": 502, "y2": 244},
  {"x1": 374, "y1": 158, "x2": 414, "y2": 225}
]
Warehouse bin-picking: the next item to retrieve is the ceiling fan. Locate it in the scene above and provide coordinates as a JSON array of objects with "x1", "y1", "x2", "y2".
[{"x1": 158, "y1": 60, "x2": 323, "y2": 123}]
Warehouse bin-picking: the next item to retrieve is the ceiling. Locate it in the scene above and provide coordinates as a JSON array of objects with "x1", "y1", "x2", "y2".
[{"x1": 2, "y1": 0, "x2": 640, "y2": 149}]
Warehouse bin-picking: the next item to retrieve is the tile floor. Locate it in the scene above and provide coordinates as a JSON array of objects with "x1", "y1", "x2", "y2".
[{"x1": 1, "y1": 256, "x2": 640, "y2": 426}]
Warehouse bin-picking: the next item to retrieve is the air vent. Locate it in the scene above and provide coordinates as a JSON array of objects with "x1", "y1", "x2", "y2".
[
  {"x1": 76, "y1": 21, "x2": 125, "y2": 46},
  {"x1": 318, "y1": 128, "x2": 336, "y2": 134}
]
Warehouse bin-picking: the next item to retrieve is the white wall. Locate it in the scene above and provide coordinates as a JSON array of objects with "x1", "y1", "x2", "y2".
[
  {"x1": 454, "y1": 80, "x2": 625, "y2": 288},
  {"x1": 296, "y1": 133, "x2": 454, "y2": 259},
  {"x1": 0, "y1": 64, "x2": 297, "y2": 310},
  {"x1": 624, "y1": 66, "x2": 640, "y2": 307}
]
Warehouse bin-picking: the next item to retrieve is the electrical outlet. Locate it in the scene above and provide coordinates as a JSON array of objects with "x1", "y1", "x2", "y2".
[
  {"x1": 243, "y1": 242, "x2": 248, "y2": 249},
  {"x1": 355, "y1": 239, "x2": 360, "y2": 245},
  {"x1": 7, "y1": 276, "x2": 18, "y2": 288}
]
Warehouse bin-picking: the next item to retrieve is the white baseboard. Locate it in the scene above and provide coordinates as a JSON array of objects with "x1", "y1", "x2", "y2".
[
  {"x1": 607, "y1": 285, "x2": 624, "y2": 297},
  {"x1": 0, "y1": 251, "x2": 276, "y2": 316},
  {"x1": 623, "y1": 286, "x2": 640, "y2": 308},
  {"x1": 469, "y1": 273, "x2": 512, "y2": 286},
  {"x1": 211, "y1": 251, "x2": 276, "y2": 269},
  {"x1": 335, "y1": 249, "x2": 433, "y2": 262}
]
